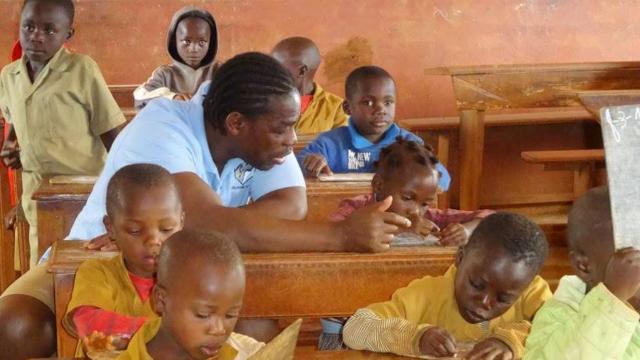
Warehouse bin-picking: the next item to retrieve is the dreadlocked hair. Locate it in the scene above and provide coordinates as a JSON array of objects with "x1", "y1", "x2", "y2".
[
  {"x1": 202, "y1": 52, "x2": 297, "y2": 135},
  {"x1": 375, "y1": 136, "x2": 439, "y2": 173}
]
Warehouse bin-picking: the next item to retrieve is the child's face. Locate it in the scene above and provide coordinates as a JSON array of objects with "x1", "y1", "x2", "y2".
[
  {"x1": 232, "y1": 90, "x2": 300, "y2": 171},
  {"x1": 373, "y1": 167, "x2": 438, "y2": 219},
  {"x1": 158, "y1": 264, "x2": 245, "y2": 360},
  {"x1": 345, "y1": 77, "x2": 396, "y2": 143},
  {"x1": 176, "y1": 17, "x2": 211, "y2": 69},
  {"x1": 454, "y1": 245, "x2": 536, "y2": 324},
  {"x1": 19, "y1": 0, "x2": 72, "y2": 64},
  {"x1": 105, "y1": 184, "x2": 184, "y2": 278}
]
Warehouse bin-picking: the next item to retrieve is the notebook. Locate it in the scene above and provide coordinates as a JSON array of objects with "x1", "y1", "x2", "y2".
[
  {"x1": 316, "y1": 173, "x2": 374, "y2": 182},
  {"x1": 249, "y1": 318, "x2": 302, "y2": 360}
]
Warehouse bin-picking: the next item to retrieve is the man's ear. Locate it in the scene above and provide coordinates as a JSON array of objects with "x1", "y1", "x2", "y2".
[
  {"x1": 225, "y1": 112, "x2": 246, "y2": 136},
  {"x1": 342, "y1": 100, "x2": 351, "y2": 115},
  {"x1": 455, "y1": 246, "x2": 465, "y2": 267},
  {"x1": 569, "y1": 250, "x2": 592, "y2": 284},
  {"x1": 153, "y1": 284, "x2": 167, "y2": 315},
  {"x1": 103, "y1": 215, "x2": 115, "y2": 240},
  {"x1": 66, "y1": 27, "x2": 75, "y2": 40}
]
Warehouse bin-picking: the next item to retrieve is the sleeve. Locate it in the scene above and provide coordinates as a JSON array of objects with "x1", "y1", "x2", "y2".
[
  {"x1": 491, "y1": 276, "x2": 552, "y2": 358},
  {"x1": 249, "y1": 153, "x2": 305, "y2": 201},
  {"x1": 342, "y1": 276, "x2": 436, "y2": 357},
  {"x1": 328, "y1": 198, "x2": 359, "y2": 222},
  {"x1": 295, "y1": 135, "x2": 330, "y2": 169},
  {"x1": 424, "y1": 208, "x2": 494, "y2": 229},
  {"x1": 0, "y1": 69, "x2": 11, "y2": 123},
  {"x1": 133, "y1": 67, "x2": 176, "y2": 109},
  {"x1": 435, "y1": 162, "x2": 451, "y2": 192},
  {"x1": 523, "y1": 283, "x2": 639, "y2": 360},
  {"x1": 71, "y1": 306, "x2": 146, "y2": 339},
  {"x1": 84, "y1": 58, "x2": 126, "y2": 136}
]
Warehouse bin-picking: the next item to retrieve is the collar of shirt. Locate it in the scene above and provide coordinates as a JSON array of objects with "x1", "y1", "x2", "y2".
[
  {"x1": 347, "y1": 118, "x2": 401, "y2": 150},
  {"x1": 13, "y1": 46, "x2": 71, "y2": 75}
]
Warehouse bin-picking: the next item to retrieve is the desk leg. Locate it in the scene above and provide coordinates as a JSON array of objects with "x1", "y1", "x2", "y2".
[
  {"x1": 459, "y1": 109, "x2": 485, "y2": 210},
  {"x1": 573, "y1": 162, "x2": 595, "y2": 199},
  {"x1": 54, "y1": 273, "x2": 78, "y2": 357},
  {"x1": 436, "y1": 133, "x2": 451, "y2": 210}
]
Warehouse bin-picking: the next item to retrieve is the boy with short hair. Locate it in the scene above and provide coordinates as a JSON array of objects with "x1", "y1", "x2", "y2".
[
  {"x1": 271, "y1": 36, "x2": 348, "y2": 135},
  {"x1": 343, "y1": 212, "x2": 552, "y2": 359},
  {"x1": 0, "y1": 0, "x2": 126, "y2": 267},
  {"x1": 64, "y1": 163, "x2": 184, "y2": 356},
  {"x1": 119, "y1": 229, "x2": 264, "y2": 359},
  {"x1": 134, "y1": 6, "x2": 218, "y2": 108},
  {"x1": 296, "y1": 65, "x2": 451, "y2": 191},
  {"x1": 524, "y1": 187, "x2": 640, "y2": 359}
]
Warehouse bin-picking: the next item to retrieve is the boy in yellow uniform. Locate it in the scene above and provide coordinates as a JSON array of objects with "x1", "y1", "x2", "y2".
[
  {"x1": 0, "y1": 0, "x2": 126, "y2": 268},
  {"x1": 119, "y1": 229, "x2": 264, "y2": 359},
  {"x1": 343, "y1": 212, "x2": 552, "y2": 359},
  {"x1": 271, "y1": 36, "x2": 348, "y2": 135},
  {"x1": 64, "y1": 164, "x2": 184, "y2": 356}
]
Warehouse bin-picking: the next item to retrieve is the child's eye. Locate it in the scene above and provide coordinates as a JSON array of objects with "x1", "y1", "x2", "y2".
[
  {"x1": 46, "y1": 28, "x2": 56, "y2": 35},
  {"x1": 384, "y1": 100, "x2": 394, "y2": 106},
  {"x1": 23, "y1": 24, "x2": 35, "y2": 32},
  {"x1": 225, "y1": 313, "x2": 239, "y2": 319},
  {"x1": 361, "y1": 100, "x2": 374, "y2": 107},
  {"x1": 469, "y1": 279, "x2": 483, "y2": 290},
  {"x1": 182, "y1": 40, "x2": 190, "y2": 45},
  {"x1": 127, "y1": 229, "x2": 142, "y2": 235},
  {"x1": 401, "y1": 195, "x2": 413, "y2": 201},
  {"x1": 497, "y1": 295, "x2": 512, "y2": 304},
  {"x1": 161, "y1": 228, "x2": 174, "y2": 233},
  {"x1": 196, "y1": 313, "x2": 209, "y2": 319},
  {"x1": 198, "y1": 40, "x2": 207, "y2": 47}
]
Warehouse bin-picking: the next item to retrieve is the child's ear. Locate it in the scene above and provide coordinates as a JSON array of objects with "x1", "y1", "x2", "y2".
[
  {"x1": 372, "y1": 174, "x2": 383, "y2": 199},
  {"x1": 66, "y1": 27, "x2": 75, "y2": 41},
  {"x1": 569, "y1": 250, "x2": 592, "y2": 284},
  {"x1": 225, "y1": 112, "x2": 246, "y2": 136},
  {"x1": 455, "y1": 246, "x2": 465, "y2": 267},
  {"x1": 342, "y1": 101, "x2": 351, "y2": 115},
  {"x1": 103, "y1": 215, "x2": 115, "y2": 240},
  {"x1": 152, "y1": 284, "x2": 167, "y2": 315},
  {"x1": 298, "y1": 64, "x2": 309, "y2": 78}
]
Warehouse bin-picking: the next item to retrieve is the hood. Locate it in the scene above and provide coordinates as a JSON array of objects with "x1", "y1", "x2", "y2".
[{"x1": 167, "y1": 6, "x2": 218, "y2": 67}]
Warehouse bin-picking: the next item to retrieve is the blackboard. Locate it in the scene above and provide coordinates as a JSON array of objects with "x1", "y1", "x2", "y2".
[{"x1": 601, "y1": 105, "x2": 640, "y2": 249}]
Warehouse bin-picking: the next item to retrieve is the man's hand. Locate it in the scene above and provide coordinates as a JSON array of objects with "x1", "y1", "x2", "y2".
[
  {"x1": 338, "y1": 196, "x2": 411, "y2": 252},
  {"x1": 0, "y1": 137, "x2": 21, "y2": 169},
  {"x1": 84, "y1": 233, "x2": 119, "y2": 252},
  {"x1": 438, "y1": 223, "x2": 468, "y2": 247},
  {"x1": 4, "y1": 204, "x2": 19, "y2": 230},
  {"x1": 465, "y1": 338, "x2": 513, "y2": 360},
  {"x1": 302, "y1": 153, "x2": 333, "y2": 177},
  {"x1": 604, "y1": 247, "x2": 640, "y2": 302},
  {"x1": 419, "y1": 326, "x2": 457, "y2": 357}
]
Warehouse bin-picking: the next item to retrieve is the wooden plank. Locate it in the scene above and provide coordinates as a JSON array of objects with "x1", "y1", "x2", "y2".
[
  {"x1": 459, "y1": 110, "x2": 484, "y2": 210},
  {"x1": 577, "y1": 89, "x2": 640, "y2": 119},
  {"x1": 108, "y1": 84, "x2": 137, "y2": 108},
  {"x1": 521, "y1": 149, "x2": 605, "y2": 163},
  {"x1": 425, "y1": 61, "x2": 640, "y2": 76}
]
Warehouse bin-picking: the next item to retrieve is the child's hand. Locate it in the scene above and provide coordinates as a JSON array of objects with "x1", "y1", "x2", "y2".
[
  {"x1": 0, "y1": 138, "x2": 21, "y2": 169},
  {"x1": 437, "y1": 223, "x2": 468, "y2": 247},
  {"x1": 4, "y1": 204, "x2": 19, "y2": 230},
  {"x1": 84, "y1": 233, "x2": 119, "y2": 252},
  {"x1": 173, "y1": 93, "x2": 191, "y2": 101},
  {"x1": 419, "y1": 326, "x2": 457, "y2": 357},
  {"x1": 410, "y1": 216, "x2": 439, "y2": 237},
  {"x1": 302, "y1": 154, "x2": 333, "y2": 177},
  {"x1": 465, "y1": 338, "x2": 513, "y2": 360},
  {"x1": 604, "y1": 247, "x2": 640, "y2": 302}
]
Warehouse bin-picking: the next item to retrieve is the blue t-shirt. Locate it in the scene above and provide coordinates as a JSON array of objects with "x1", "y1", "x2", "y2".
[
  {"x1": 66, "y1": 97, "x2": 305, "y2": 241},
  {"x1": 296, "y1": 120, "x2": 451, "y2": 190}
]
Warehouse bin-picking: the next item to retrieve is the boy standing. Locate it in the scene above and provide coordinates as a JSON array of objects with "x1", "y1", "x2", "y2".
[
  {"x1": 524, "y1": 187, "x2": 640, "y2": 359},
  {"x1": 0, "y1": 0, "x2": 125, "y2": 267},
  {"x1": 271, "y1": 36, "x2": 348, "y2": 135}
]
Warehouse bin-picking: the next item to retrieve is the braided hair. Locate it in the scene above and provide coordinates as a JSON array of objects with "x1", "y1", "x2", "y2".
[
  {"x1": 203, "y1": 52, "x2": 297, "y2": 135},
  {"x1": 375, "y1": 136, "x2": 439, "y2": 174}
]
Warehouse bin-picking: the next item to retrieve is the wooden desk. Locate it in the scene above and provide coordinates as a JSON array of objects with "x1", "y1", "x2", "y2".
[
  {"x1": 576, "y1": 89, "x2": 640, "y2": 119},
  {"x1": 49, "y1": 241, "x2": 459, "y2": 357},
  {"x1": 295, "y1": 347, "x2": 427, "y2": 358},
  {"x1": 426, "y1": 62, "x2": 640, "y2": 210}
]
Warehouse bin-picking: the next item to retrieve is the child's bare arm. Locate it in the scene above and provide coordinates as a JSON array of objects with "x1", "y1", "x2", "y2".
[{"x1": 99, "y1": 125, "x2": 125, "y2": 152}]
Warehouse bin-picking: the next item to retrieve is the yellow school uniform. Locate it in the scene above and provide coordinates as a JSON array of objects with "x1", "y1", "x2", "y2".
[
  {"x1": 65, "y1": 254, "x2": 158, "y2": 356},
  {"x1": 295, "y1": 83, "x2": 348, "y2": 135},
  {"x1": 0, "y1": 48, "x2": 125, "y2": 266},
  {"x1": 343, "y1": 265, "x2": 551, "y2": 359},
  {"x1": 118, "y1": 318, "x2": 265, "y2": 360}
]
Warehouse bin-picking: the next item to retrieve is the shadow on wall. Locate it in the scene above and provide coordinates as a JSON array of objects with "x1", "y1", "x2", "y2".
[{"x1": 323, "y1": 37, "x2": 374, "y2": 88}]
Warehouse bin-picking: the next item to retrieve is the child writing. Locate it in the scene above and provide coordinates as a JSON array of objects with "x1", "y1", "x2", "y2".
[
  {"x1": 343, "y1": 212, "x2": 552, "y2": 359},
  {"x1": 119, "y1": 229, "x2": 264, "y2": 359},
  {"x1": 0, "y1": 0, "x2": 126, "y2": 268},
  {"x1": 64, "y1": 163, "x2": 184, "y2": 355},
  {"x1": 271, "y1": 36, "x2": 348, "y2": 135},
  {"x1": 296, "y1": 65, "x2": 450, "y2": 191},
  {"x1": 524, "y1": 186, "x2": 640, "y2": 359},
  {"x1": 133, "y1": 6, "x2": 218, "y2": 108}
]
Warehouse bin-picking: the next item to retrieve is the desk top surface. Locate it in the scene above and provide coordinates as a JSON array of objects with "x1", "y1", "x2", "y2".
[{"x1": 426, "y1": 61, "x2": 640, "y2": 76}]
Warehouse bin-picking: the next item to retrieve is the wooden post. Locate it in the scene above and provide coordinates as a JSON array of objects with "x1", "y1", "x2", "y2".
[
  {"x1": 573, "y1": 163, "x2": 595, "y2": 199},
  {"x1": 459, "y1": 109, "x2": 485, "y2": 210},
  {"x1": 0, "y1": 168, "x2": 15, "y2": 292},
  {"x1": 436, "y1": 133, "x2": 451, "y2": 209}
]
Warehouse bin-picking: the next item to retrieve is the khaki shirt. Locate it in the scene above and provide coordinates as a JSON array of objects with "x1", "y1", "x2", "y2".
[
  {"x1": 295, "y1": 83, "x2": 348, "y2": 135},
  {"x1": 0, "y1": 47, "x2": 125, "y2": 175}
]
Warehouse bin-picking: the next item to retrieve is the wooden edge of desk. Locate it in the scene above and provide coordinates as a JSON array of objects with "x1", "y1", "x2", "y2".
[
  {"x1": 521, "y1": 149, "x2": 605, "y2": 163},
  {"x1": 425, "y1": 61, "x2": 640, "y2": 76}
]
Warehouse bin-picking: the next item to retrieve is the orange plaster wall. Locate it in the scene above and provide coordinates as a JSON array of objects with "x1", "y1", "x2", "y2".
[{"x1": 2, "y1": 0, "x2": 640, "y2": 119}]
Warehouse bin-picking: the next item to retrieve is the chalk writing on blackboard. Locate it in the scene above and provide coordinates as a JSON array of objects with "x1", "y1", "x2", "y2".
[{"x1": 603, "y1": 106, "x2": 640, "y2": 143}]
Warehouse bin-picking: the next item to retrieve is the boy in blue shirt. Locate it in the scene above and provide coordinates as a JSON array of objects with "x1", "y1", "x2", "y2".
[{"x1": 296, "y1": 66, "x2": 450, "y2": 191}]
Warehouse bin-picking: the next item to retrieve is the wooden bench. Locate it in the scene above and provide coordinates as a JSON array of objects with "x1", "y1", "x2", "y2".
[
  {"x1": 521, "y1": 149, "x2": 605, "y2": 198},
  {"x1": 426, "y1": 62, "x2": 640, "y2": 210},
  {"x1": 49, "y1": 239, "x2": 571, "y2": 357}
]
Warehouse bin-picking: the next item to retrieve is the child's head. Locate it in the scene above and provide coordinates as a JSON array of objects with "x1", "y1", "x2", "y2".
[
  {"x1": 203, "y1": 52, "x2": 299, "y2": 171},
  {"x1": 104, "y1": 163, "x2": 184, "y2": 278},
  {"x1": 372, "y1": 137, "x2": 439, "y2": 218},
  {"x1": 567, "y1": 186, "x2": 614, "y2": 290},
  {"x1": 167, "y1": 6, "x2": 217, "y2": 69},
  {"x1": 454, "y1": 212, "x2": 548, "y2": 324},
  {"x1": 344, "y1": 66, "x2": 396, "y2": 143},
  {"x1": 154, "y1": 230, "x2": 245, "y2": 360},
  {"x1": 271, "y1": 36, "x2": 321, "y2": 94},
  {"x1": 20, "y1": 0, "x2": 75, "y2": 64}
]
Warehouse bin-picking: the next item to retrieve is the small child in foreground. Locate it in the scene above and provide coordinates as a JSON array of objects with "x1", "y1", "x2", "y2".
[
  {"x1": 64, "y1": 164, "x2": 184, "y2": 355},
  {"x1": 524, "y1": 186, "x2": 640, "y2": 359},
  {"x1": 343, "y1": 212, "x2": 552, "y2": 359},
  {"x1": 134, "y1": 6, "x2": 218, "y2": 108},
  {"x1": 296, "y1": 66, "x2": 451, "y2": 191},
  {"x1": 119, "y1": 229, "x2": 264, "y2": 359}
]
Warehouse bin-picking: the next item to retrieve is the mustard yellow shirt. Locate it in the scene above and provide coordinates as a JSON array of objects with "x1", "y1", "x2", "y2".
[
  {"x1": 118, "y1": 318, "x2": 264, "y2": 360},
  {"x1": 0, "y1": 47, "x2": 125, "y2": 175},
  {"x1": 65, "y1": 254, "x2": 158, "y2": 356},
  {"x1": 343, "y1": 265, "x2": 552, "y2": 359},
  {"x1": 295, "y1": 83, "x2": 348, "y2": 135}
]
